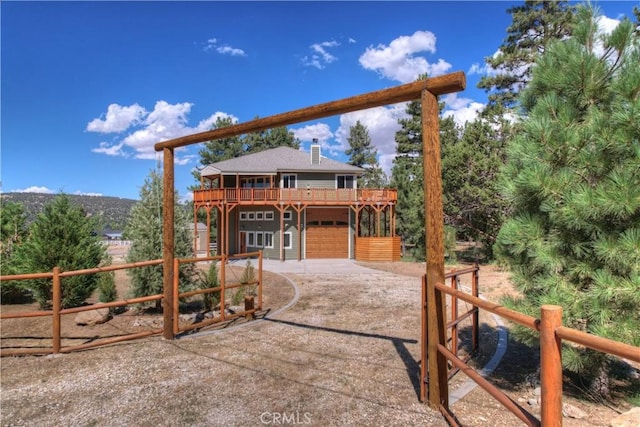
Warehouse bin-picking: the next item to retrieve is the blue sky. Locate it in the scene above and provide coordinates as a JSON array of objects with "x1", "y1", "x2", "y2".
[{"x1": 1, "y1": 1, "x2": 635, "y2": 201}]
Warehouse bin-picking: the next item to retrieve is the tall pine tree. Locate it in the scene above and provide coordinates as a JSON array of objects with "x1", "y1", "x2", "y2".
[
  {"x1": 495, "y1": 5, "x2": 640, "y2": 395},
  {"x1": 125, "y1": 169, "x2": 195, "y2": 308},
  {"x1": 478, "y1": 0, "x2": 575, "y2": 117},
  {"x1": 391, "y1": 99, "x2": 425, "y2": 259},
  {"x1": 346, "y1": 120, "x2": 387, "y2": 188},
  {"x1": 441, "y1": 118, "x2": 508, "y2": 259}
]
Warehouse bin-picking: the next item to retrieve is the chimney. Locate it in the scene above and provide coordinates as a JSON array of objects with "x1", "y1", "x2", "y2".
[{"x1": 310, "y1": 139, "x2": 321, "y2": 165}]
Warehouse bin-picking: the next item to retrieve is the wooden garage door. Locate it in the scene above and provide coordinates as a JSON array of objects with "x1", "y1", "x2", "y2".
[{"x1": 306, "y1": 208, "x2": 349, "y2": 259}]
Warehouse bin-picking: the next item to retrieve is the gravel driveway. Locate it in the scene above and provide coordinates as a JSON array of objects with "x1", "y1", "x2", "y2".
[{"x1": 1, "y1": 263, "x2": 448, "y2": 426}]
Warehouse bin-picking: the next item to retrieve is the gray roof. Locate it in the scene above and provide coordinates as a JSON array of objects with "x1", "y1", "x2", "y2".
[{"x1": 200, "y1": 146, "x2": 363, "y2": 176}]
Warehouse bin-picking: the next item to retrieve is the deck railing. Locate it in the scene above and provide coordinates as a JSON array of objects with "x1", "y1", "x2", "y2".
[{"x1": 193, "y1": 187, "x2": 397, "y2": 205}]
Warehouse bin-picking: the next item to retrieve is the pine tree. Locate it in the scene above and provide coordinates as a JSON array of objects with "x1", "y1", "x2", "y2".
[
  {"x1": 0, "y1": 200, "x2": 28, "y2": 261},
  {"x1": 441, "y1": 118, "x2": 508, "y2": 259},
  {"x1": 125, "y1": 169, "x2": 195, "y2": 308},
  {"x1": 391, "y1": 99, "x2": 425, "y2": 259},
  {"x1": 9, "y1": 194, "x2": 109, "y2": 308},
  {"x1": 345, "y1": 120, "x2": 387, "y2": 188},
  {"x1": 478, "y1": 0, "x2": 575, "y2": 117},
  {"x1": 495, "y1": 5, "x2": 640, "y2": 396}
]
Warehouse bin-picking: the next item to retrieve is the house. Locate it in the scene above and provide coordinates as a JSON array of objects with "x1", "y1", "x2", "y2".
[
  {"x1": 193, "y1": 145, "x2": 400, "y2": 261},
  {"x1": 187, "y1": 222, "x2": 209, "y2": 254}
]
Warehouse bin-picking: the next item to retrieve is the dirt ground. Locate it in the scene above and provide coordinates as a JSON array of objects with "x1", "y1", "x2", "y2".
[{"x1": 1, "y1": 252, "x2": 638, "y2": 426}]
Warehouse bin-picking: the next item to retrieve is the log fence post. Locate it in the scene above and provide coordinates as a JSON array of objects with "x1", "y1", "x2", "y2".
[
  {"x1": 52, "y1": 266, "x2": 61, "y2": 353},
  {"x1": 540, "y1": 305, "x2": 563, "y2": 426}
]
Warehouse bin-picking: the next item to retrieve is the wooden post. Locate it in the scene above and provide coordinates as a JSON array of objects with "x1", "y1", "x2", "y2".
[
  {"x1": 472, "y1": 264, "x2": 479, "y2": 351},
  {"x1": 244, "y1": 295, "x2": 255, "y2": 320},
  {"x1": 540, "y1": 305, "x2": 563, "y2": 427},
  {"x1": 258, "y1": 250, "x2": 263, "y2": 310},
  {"x1": 420, "y1": 275, "x2": 428, "y2": 403},
  {"x1": 52, "y1": 266, "x2": 61, "y2": 354},
  {"x1": 173, "y1": 258, "x2": 180, "y2": 335},
  {"x1": 450, "y1": 270, "x2": 458, "y2": 357},
  {"x1": 162, "y1": 147, "x2": 175, "y2": 340},
  {"x1": 220, "y1": 254, "x2": 226, "y2": 321},
  {"x1": 422, "y1": 89, "x2": 449, "y2": 410}
]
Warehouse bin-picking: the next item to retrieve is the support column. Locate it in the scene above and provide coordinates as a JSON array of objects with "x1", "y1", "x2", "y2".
[
  {"x1": 422, "y1": 89, "x2": 448, "y2": 410},
  {"x1": 162, "y1": 147, "x2": 175, "y2": 340}
]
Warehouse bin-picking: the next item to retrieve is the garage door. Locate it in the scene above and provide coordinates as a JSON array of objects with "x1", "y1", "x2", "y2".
[{"x1": 306, "y1": 208, "x2": 349, "y2": 259}]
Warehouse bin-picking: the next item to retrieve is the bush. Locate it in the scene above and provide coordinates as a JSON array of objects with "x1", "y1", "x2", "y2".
[
  {"x1": 97, "y1": 272, "x2": 117, "y2": 303},
  {"x1": 196, "y1": 262, "x2": 220, "y2": 312}
]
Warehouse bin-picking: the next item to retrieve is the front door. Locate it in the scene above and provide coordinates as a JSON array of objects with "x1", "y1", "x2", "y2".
[{"x1": 239, "y1": 231, "x2": 247, "y2": 254}]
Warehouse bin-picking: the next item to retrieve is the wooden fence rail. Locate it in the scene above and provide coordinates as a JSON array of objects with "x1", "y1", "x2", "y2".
[
  {"x1": 426, "y1": 279, "x2": 640, "y2": 426},
  {"x1": 0, "y1": 252, "x2": 263, "y2": 356}
]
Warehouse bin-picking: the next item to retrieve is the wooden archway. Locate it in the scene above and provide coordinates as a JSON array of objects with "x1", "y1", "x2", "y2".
[{"x1": 154, "y1": 71, "x2": 465, "y2": 410}]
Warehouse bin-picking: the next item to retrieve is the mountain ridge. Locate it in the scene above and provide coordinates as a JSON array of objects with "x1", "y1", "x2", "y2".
[{"x1": 1, "y1": 192, "x2": 138, "y2": 231}]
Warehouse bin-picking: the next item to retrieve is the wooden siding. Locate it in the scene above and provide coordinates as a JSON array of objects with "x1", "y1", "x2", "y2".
[
  {"x1": 297, "y1": 172, "x2": 339, "y2": 190},
  {"x1": 355, "y1": 236, "x2": 401, "y2": 261}
]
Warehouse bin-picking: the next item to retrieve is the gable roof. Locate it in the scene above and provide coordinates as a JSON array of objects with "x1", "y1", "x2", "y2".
[{"x1": 200, "y1": 146, "x2": 363, "y2": 176}]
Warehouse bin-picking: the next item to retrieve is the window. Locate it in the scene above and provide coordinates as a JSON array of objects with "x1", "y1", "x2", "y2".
[
  {"x1": 240, "y1": 212, "x2": 248, "y2": 221},
  {"x1": 283, "y1": 211, "x2": 292, "y2": 221},
  {"x1": 264, "y1": 232, "x2": 274, "y2": 248},
  {"x1": 256, "y1": 212, "x2": 264, "y2": 221},
  {"x1": 283, "y1": 232, "x2": 292, "y2": 249},
  {"x1": 247, "y1": 232, "x2": 255, "y2": 247},
  {"x1": 247, "y1": 212, "x2": 256, "y2": 221},
  {"x1": 256, "y1": 232, "x2": 263, "y2": 247},
  {"x1": 337, "y1": 175, "x2": 355, "y2": 189},
  {"x1": 264, "y1": 211, "x2": 274, "y2": 221},
  {"x1": 282, "y1": 174, "x2": 297, "y2": 189}
]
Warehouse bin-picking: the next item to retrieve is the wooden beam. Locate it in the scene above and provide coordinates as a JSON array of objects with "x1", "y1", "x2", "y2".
[
  {"x1": 422, "y1": 89, "x2": 449, "y2": 409},
  {"x1": 154, "y1": 72, "x2": 465, "y2": 151},
  {"x1": 162, "y1": 148, "x2": 175, "y2": 340}
]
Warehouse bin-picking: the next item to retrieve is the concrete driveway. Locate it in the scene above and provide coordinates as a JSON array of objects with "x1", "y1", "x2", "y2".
[{"x1": 230, "y1": 258, "x2": 378, "y2": 275}]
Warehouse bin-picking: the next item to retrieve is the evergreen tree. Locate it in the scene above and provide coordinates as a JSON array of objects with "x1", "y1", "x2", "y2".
[
  {"x1": 0, "y1": 200, "x2": 28, "y2": 261},
  {"x1": 441, "y1": 118, "x2": 508, "y2": 259},
  {"x1": 125, "y1": 169, "x2": 195, "y2": 308},
  {"x1": 192, "y1": 116, "x2": 244, "y2": 183},
  {"x1": 391, "y1": 98, "x2": 425, "y2": 259},
  {"x1": 495, "y1": 5, "x2": 640, "y2": 395},
  {"x1": 478, "y1": 0, "x2": 575, "y2": 117},
  {"x1": 346, "y1": 120, "x2": 387, "y2": 188},
  {"x1": 9, "y1": 194, "x2": 109, "y2": 308}
]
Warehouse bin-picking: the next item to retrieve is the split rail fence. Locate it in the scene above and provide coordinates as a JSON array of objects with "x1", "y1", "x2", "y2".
[
  {"x1": 422, "y1": 274, "x2": 640, "y2": 426},
  {"x1": 0, "y1": 252, "x2": 263, "y2": 357}
]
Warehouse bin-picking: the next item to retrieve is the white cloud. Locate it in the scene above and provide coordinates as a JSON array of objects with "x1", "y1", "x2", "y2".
[
  {"x1": 86, "y1": 103, "x2": 146, "y2": 133},
  {"x1": 292, "y1": 123, "x2": 334, "y2": 144},
  {"x1": 92, "y1": 141, "x2": 126, "y2": 157},
  {"x1": 441, "y1": 94, "x2": 485, "y2": 126},
  {"x1": 359, "y1": 30, "x2": 452, "y2": 83},
  {"x1": 88, "y1": 102, "x2": 238, "y2": 164},
  {"x1": 302, "y1": 40, "x2": 340, "y2": 69},
  {"x1": 216, "y1": 46, "x2": 246, "y2": 57},
  {"x1": 203, "y1": 37, "x2": 246, "y2": 56},
  {"x1": 72, "y1": 191, "x2": 103, "y2": 196},
  {"x1": 12, "y1": 186, "x2": 55, "y2": 194},
  {"x1": 334, "y1": 104, "x2": 409, "y2": 175}
]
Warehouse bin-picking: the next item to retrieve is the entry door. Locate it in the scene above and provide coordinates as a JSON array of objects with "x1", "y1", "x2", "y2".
[{"x1": 239, "y1": 231, "x2": 247, "y2": 254}]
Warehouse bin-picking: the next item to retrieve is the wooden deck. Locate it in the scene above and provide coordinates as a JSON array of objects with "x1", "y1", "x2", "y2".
[{"x1": 193, "y1": 188, "x2": 397, "y2": 206}]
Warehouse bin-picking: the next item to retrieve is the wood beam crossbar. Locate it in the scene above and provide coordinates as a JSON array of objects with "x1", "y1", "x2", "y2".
[{"x1": 154, "y1": 72, "x2": 465, "y2": 151}]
